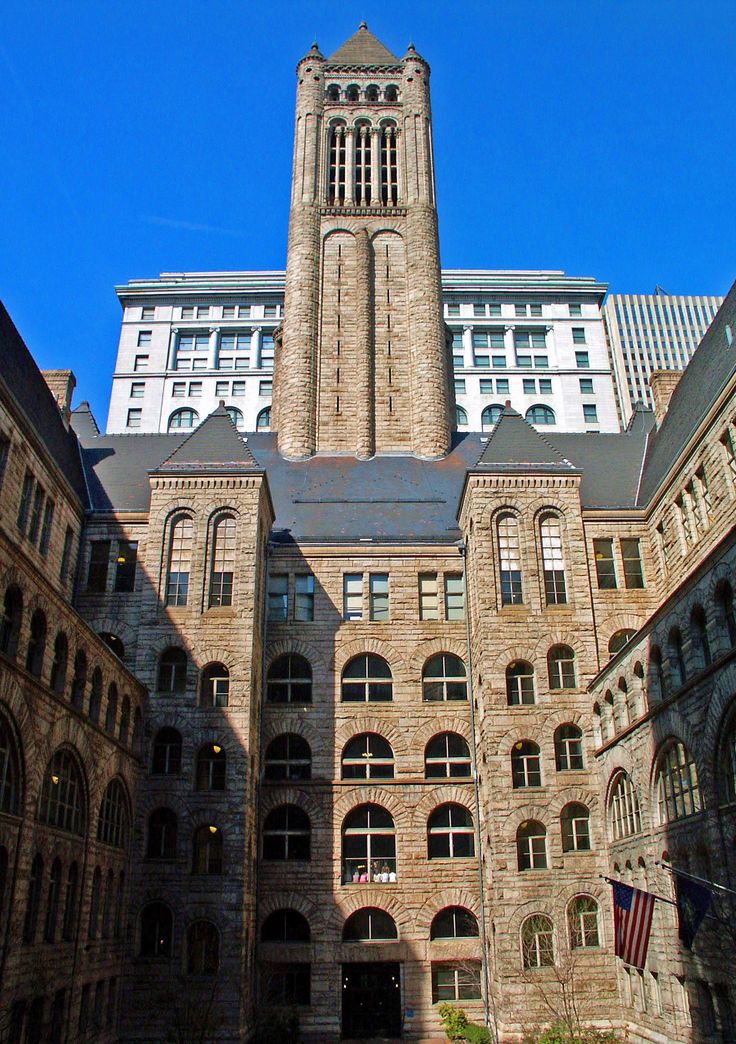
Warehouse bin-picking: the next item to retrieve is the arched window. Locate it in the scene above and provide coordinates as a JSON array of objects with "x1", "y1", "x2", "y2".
[
  {"x1": 482, "y1": 405, "x2": 504, "y2": 430},
  {"x1": 554, "y1": 724, "x2": 584, "y2": 771},
  {"x1": 668, "y1": 628, "x2": 686, "y2": 689},
  {"x1": 158, "y1": 647, "x2": 187, "y2": 694},
  {"x1": 715, "y1": 579, "x2": 736, "y2": 647},
  {"x1": 99, "y1": 632, "x2": 124, "y2": 659},
  {"x1": 0, "y1": 714, "x2": 21, "y2": 815},
  {"x1": 119, "y1": 696, "x2": 130, "y2": 744},
  {"x1": 455, "y1": 405, "x2": 468, "y2": 428},
  {"x1": 385, "y1": 84, "x2": 399, "y2": 102},
  {"x1": 43, "y1": 857, "x2": 62, "y2": 943},
  {"x1": 264, "y1": 734, "x2": 311, "y2": 781},
  {"x1": 327, "y1": 120, "x2": 347, "y2": 204},
  {"x1": 133, "y1": 707, "x2": 143, "y2": 754},
  {"x1": 101, "y1": 867, "x2": 114, "y2": 938},
  {"x1": 346, "y1": 84, "x2": 359, "y2": 102},
  {"x1": 609, "y1": 629, "x2": 636, "y2": 656},
  {"x1": 23, "y1": 853, "x2": 43, "y2": 943},
  {"x1": 650, "y1": 644, "x2": 665, "y2": 696},
  {"x1": 192, "y1": 824, "x2": 223, "y2": 874},
  {"x1": 430, "y1": 906, "x2": 479, "y2": 940},
  {"x1": 343, "y1": 908, "x2": 397, "y2": 941},
  {"x1": 140, "y1": 902, "x2": 173, "y2": 957},
  {"x1": 261, "y1": 909, "x2": 310, "y2": 943},
  {"x1": 195, "y1": 744, "x2": 227, "y2": 791},
  {"x1": 341, "y1": 654, "x2": 392, "y2": 703},
  {"x1": 609, "y1": 772, "x2": 642, "y2": 840},
  {"x1": 379, "y1": 122, "x2": 398, "y2": 205},
  {"x1": 49, "y1": 633, "x2": 68, "y2": 694},
  {"x1": 97, "y1": 779, "x2": 130, "y2": 849},
  {"x1": 365, "y1": 84, "x2": 379, "y2": 101},
  {"x1": 187, "y1": 921, "x2": 220, "y2": 974},
  {"x1": 526, "y1": 405, "x2": 555, "y2": 425},
  {"x1": 511, "y1": 741, "x2": 541, "y2": 788},
  {"x1": 263, "y1": 805, "x2": 310, "y2": 861},
  {"x1": 568, "y1": 896, "x2": 600, "y2": 948},
  {"x1": 548, "y1": 645, "x2": 576, "y2": 689},
  {"x1": 256, "y1": 406, "x2": 271, "y2": 431},
  {"x1": 61, "y1": 863, "x2": 79, "y2": 942},
  {"x1": 105, "y1": 683, "x2": 118, "y2": 733},
  {"x1": 498, "y1": 513, "x2": 523, "y2": 604},
  {"x1": 561, "y1": 803, "x2": 591, "y2": 852},
  {"x1": 521, "y1": 914, "x2": 554, "y2": 968},
  {"x1": 691, "y1": 605, "x2": 711, "y2": 668},
  {"x1": 146, "y1": 808, "x2": 178, "y2": 860},
  {"x1": 70, "y1": 650, "x2": 87, "y2": 709},
  {"x1": 338, "y1": 732, "x2": 393, "y2": 779},
  {"x1": 540, "y1": 515, "x2": 567, "y2": 604},
  {"x1": 0, "y1": 586, "x2": 23, "y2": 658},
  {"x1": 200, "y1": 663, "x2": 229, "y2": 707},
  {"x1": 342, "y1": 804, "x2": 395, "y2": 882},
  {"x1": 424, "y1": 733, "x2": 471, "y2": 779},
  {"x1": 114, "y1": 870, "x2": 125, "y2": 939},
  {"x1": 428, "y1": 804, "x2": 474, "y2": 859},
  {"x1": 506, "y1": 661, "x2": 535, "y2": 706},
  {"x1": 326, "y1": 84, "x2": 340, "y2": 102},
  {"x1": 209, "y1": 516, "x2": 236, "y2": 607},
  {"x1": 165, "y1": 515, "x2": 194, "y2": 606},
  {"x1": 88, "y1": 667, "x2": 102, "y2": 723},
  {"x1": 655, "y1": 741, "x2": 701, "y2": 822},
  {"x1": 88, "y1": 866, "x2": 102, "y2": 940},
  {"x1": 517, "y1": 821, "x2": 547, "y2": 870},
  {"x1": 225, "y1": 406, "x2": 243, "y2": 430},
  {"x1": 168, "y1": 408, "x2": 199, "y2": 431},
  {"x1": 25, "y1": 609, "x2": 46, "y2": 677},
  {"x1": 152, "y1": 728, "x2": 182, "y2": 775},
  {"x1": 422, "y1": 654, "x2": 467, "y2": 702},
  {"x1": 267, "y1": 654, "x2": 312, "y2": 704},
  {"x1": 354, "y1": 120, "x2": 372, "y2": 204},
  {"x1": 723, "y1": 715, "x2": 736, "y2": 803},
  {"x1": 37, "y1": 749, "x2": 86, "y2": 835}
]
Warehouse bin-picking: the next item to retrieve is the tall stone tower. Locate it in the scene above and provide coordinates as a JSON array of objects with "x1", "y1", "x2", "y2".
[{"x1": 274, "y1": 24, "x2": 454, "y2": 460}]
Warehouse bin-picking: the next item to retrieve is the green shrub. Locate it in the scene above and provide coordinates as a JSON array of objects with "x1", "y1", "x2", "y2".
[
  {"x1": 531, "y1": 1023, "x2": 620, "y2": 1044},
  {"x1": 437, "y1": 1003, "x2": 491, "y2": 1043}
]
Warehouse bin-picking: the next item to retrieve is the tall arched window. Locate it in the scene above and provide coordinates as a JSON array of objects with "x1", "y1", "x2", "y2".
[
  {"x1": 187, "y1": 921, "x2": 220, "y2": 974},
  {"x1": 200, "y1": 663, "x2": 229, "y2": 708},
  {"x1": 168, "y1": 408, "x2": 199, "y2": 431},
  {"x1": 548, "y1": 645, "x2": 576, "y2": 689},
  {"x1": 195, "y1": 744, "x2": 227, "y2": 791},
  {"x1": 482, "y1": 405, "x2": 504, "y2": 430},
  {"x1": 430, "y1": 907, "x2": 479, "y2": 939},
  {"x1": 263, "y1": 805, "x2": 311, "y2": 861},
  {"x1": 119, "y1": 696, "x2": 131, "y2": 744},
  {"x1": 327, "y1": 121, "x2": 347, "y2": 204},
  {"x1": 158, "y1": 647, "x2": 187, "y2": 694},
  {"x1": 554, "y1": 724, "x2": 584, "y2": 771},
  {"x1": 511, "y1": 741, "x2": 542, "y2": 788},
  {"x1": 354, "y1": 120, "x2": 372, "y2": 205},
  {"x1": 209, "y1": 516, "x2": 236, "y2": 607},
  {"x1": 88, "y1": 866, "x2": 101, "y2": 940},
  {"x1": 526, "y1": 405, "x2": 555, "y2": 425},
  {"x1": 506, "y1": 661, "x2": 535, "y2": 705},
  {"x1": 668, "y1": 627, "x2": 686, "y2": 689},
  {"x1": 655, "y1": 741, "x2": 701, "y2": 822},
  {"x1": 140, "y1": 902, "x2": 173, "y2": 957},
  {"x1": 0, "y1": 714, "x2": 21, "y2": 815},
  {"x1": 43, "y1": 857, "x2": 62, "y2": 943},
  {"x1": 88, "y1": 667, "x2": 102, "y2": 723},
  {"x1": 104, "y1": 683, "x2": 118, "y2": 733},
  {"x1": 422, "y1": 654, "x2": 467, "y2": 702},
  {"x1": 0, "y1": 586, "x2": 23, "y2": 658},
  {"x1": 342, "y1": 804, "x2": 395, "y2": 882},
  {"x1": 427, "y1": 804, "x2": 474, "y2": 859},
  {"x1": 25, "y1": 609, "x2": 46, "y2": 677},
  {"x1": 379, "y1": 122, "x2": 398, "y2": 205},
  {"x1": 267, "y1": 655, "x2": 312, "y2": 704},
  {"x1": 101, "y1": 868, "x2": 114, "y2": 938},
  {"x1": 568, "y1": 896, "x2": 600, "y2": 948},
  {"x1": 455, "y1": 405, "x2": 468, "y2": 429},
  {"x1": 192, "y1": 825, "x2": 223, "y2": 874},
  {"x1": 97, "y1": 779, "x2": 130, "y2": 849},
  {"x1": 540, "y1": 515, "x2": 567, "y2": 605},
  {"x1": 424, "y1": 733, "x2": 471, "y2": 779},
  {"x1": 146, "y1": 808, "x2": 178, "y2": 860},
  {"x1": 165, "y1": 516, "x2": 194, "y2": 606},
  {"x1": 225, "y1": 407, "x2": 244, "y2": 430},
  {"x1": 341, "y1": 655, "x2": 392, "y2": 703},
  {"x1": 609, "y1": 771, "x2": 642, "y2": 840},
  {"x1": 37, "y1": 749, "x2": 86, "y2": 835},
  {"x1": 691, "y1": 605, "x2": 711, "y2": 668},
  {"x1": 609, "y1": 629, "x2": 636, "y2": 657},
  {"x1": 61, "y1": 863, "x2": 79, "y2": 941},
  {"x1": 561, "y1": 803, "x2": 591, "y2": 852},
  {"x1": 70, "y1": 650, "x2": 87, "y2": 710},
  {"x1": 49, "y1": 633, "x2": 68, "y2": 694},
  {"x1": 261, "y1": 909, "x2": 311, "y2": 943},
  {"x1": 343, "y1": 908, "x2": 397, "y2": 941},
  {"x1": 342, "y1": 734, "x2": 394, "y2": 779},
  {"x1": 23, "y1": 853, "x2": 43, "y2": 943},
  {"x1": 326, "y1": 84, "x2": 341, "y2": 102},
  {"x1": 517, "y1": 821, "x2": 547, "y2": 870},
  {"x1": 264, "y1": 734, "x2": 311, "y2": 781},
  {"x1": 498, "y1": 513, "x2": 523, "y2": 604},
  {"x1": 256, "y1": 406, "x2": 271, "y2": 431},
  {"x1": 151, "y1": 728, "x2": 182, "y2": 775},
  {"x1": 715, "y1": 580, "x2": 736, "y2": 647},
  {"x1": 723, "y1": 714, "x2": 736, "y2": 803},
  {"x1": 521, "y1": 914, "x2": 554, "y2": 968}
]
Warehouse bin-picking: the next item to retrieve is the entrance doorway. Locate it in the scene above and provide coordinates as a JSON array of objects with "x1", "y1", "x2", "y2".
[{"x1": 341, "y1": 962, "x2": 402, "y2": 1039}]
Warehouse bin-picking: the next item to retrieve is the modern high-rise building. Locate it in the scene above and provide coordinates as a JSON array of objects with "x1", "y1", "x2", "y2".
[{"x1": 603, "y1": 293, "x2": 723, "y2": 423}]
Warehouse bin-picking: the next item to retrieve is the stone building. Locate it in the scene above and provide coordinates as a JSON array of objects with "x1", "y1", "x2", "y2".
[{"x1": 0, "y1": 20, "x2": 735, "y2": 1044}]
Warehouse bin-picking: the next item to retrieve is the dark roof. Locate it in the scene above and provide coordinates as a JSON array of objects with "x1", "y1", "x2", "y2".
[
  {"x1": 70, "y1": 401, "x2": 100, "y2": 439},
  {"x1": 637, "y1": 281, "x2": 736, "y2": 504},
  {"x1": 155, "y1": 405, "x2": 259, "y2": 472},
  {"x1": 80, "y1": 433, "x2": 187, "y2": 512},
  {"x1": 0, "y1": 301, "x2": 87, "y2": 503},
  {"x1": 327, "y1": 23, "x2": 400, "y2": 65},
  {"x1": 475, "y1": 406, "x2": 576, "y2": 471}
]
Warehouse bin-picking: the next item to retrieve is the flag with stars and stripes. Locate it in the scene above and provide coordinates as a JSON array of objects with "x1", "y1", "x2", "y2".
[{"x1": 612, "y1": 881, "x2": 656, "y2": 970}]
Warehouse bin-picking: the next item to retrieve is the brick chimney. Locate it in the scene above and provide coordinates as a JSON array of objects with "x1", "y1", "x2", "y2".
[
  {"x1": 41, "y1": 369, "x2": 76, "y2": 426},
  {"x1": 649, "y1": 369, "x2": 682, "y2": 427}
]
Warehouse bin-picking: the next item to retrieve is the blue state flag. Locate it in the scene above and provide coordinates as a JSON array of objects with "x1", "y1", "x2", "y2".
[{"x1": 676, "y1": 875, "x2": 712, "y2": 950}]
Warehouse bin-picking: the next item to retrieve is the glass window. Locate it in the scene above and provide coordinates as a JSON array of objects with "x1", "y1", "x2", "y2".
[
  {"x1": 431, "y1": 907, "x2": 479, "y2": 939},
  {"x1": 0, "y1": 713, "x2": 21, "y2": 814},
  {"x1": 341, "y1": 654, "x2": 392, "y2": 703},
  {"x1": 369, "y1": 574, "x2": 389, "y2": 621},
  {"x1": 496, "y1": 378, "x2": 509, "y2": 393},
  {"x1": 134, "y1": 354, "x2": 148, "y2": 371},
  {"x1": 268, "y1": 574, "x2": 288, "y2": 621},
  {"x1": 506, "y1": 661, "x2": 534, "y2": 705},
  {"x1": 569, "y1": 303, "x2": 582, "y2": 317},
  {"x1": 422, "y1": 653, "x2": 467, "y2": 701},
  {"x1": 263, "y1": 806, "x2": 310, "y2": 861},
  {"x1": 342, "y1": 804, "x2": 396, "y2": 883},
  {"x1": 295, "y1": 574, "x2": 314, "y2": 622},
  {"x1": 609, "y1": 771, "x2": 642, "y2": 839},
  {"x1": 342, "y1": 734, "x2": 394, "y2": 780},
  {"x1": 572, "y1": 327, "x2": 586, "y2": 344},
  {"x1": 656, "y1": 741, "x2": 701, "y2": 823},
  {"x1": 498, "y1": 513, "x2": 523, "y2": 605},
  {"x1": 609, "y1": 629, "x2": 636, "y2": 656},
  {"x1": 140, "y1": 902, "x2": 173, "y2": 957},
  {"x1": 526, "y1": 405, "x2": 555, "y2": 425},
  {"x1": 262, "y1": 964, "x2": 310, "y2": 1006},
  {"x1": 113, "y1": 540, "x2": 137, "y2": 593},
  {"x1": 343, "y1": 907, "x2": 397, "y2": 941},
  {"x1": 583, "y1": 404, "x2": 598, "y2": 423},
  {"x1": 540, "y1": 516, "x2": 567, "y2": 604},
  {"x1": 267, "y1": 655, "x2": 312, "y2": 704},
  {"x1": 343, "y1": 574, "x2": 363, "y2": 620},
  {"x1": 521, "y1": 914, "x2": 554, "y2": 968},
  {"x1": 575, "y1": 351, "x2": 590, "y2": 368},
  {"x1": 511, "y1": 741, "x2": 541, "y2": 788},
  {"x1": 87, "y1": 540, "x2": 110, "y2": 593},
  {"x1": 256, "y1": 407, "x2": 271, "y2": 430},
  {"x1": 427, "y1": 803, "x2": 474, "y2": 859},
  {"x1": 261, "y1": 909, "x2": 310, "y2": 943},
  {"x1": 455, "y1": 405, "x2": 468, "y2": 427},
  {"x1": 517, "y1": 821, "x2": 547, "y2": 870},
  {"x1": 209, "y1": 516, "x2": 236, "y2": 607},
  {"x1": 37, "y1": 749, "x2": 86, "y2": 835},
  {"x1": 479, "y1": 378, "x2": 493, "y2": 394},
  {"x1": 264, "y1": 734, "x2": 311, "y2": 781},
  {"x1": 195, "y1": 744, "x2": 227, "y2": 791},
  {"x1": 454, "y1": 379, "x2": 466, "y2": 396},
  {"x1": 548, "y1": 645, "x2": 576, "y2": 689},
  {"x1": 168, "y1": 408, "x2": 199, "y2": 430},
  {"x1": 482, "y1": 404, "x2": 503, "y2": 430},
  {"x1": 199, "y1": 663, "x2": 229, "y2": 707},
  {"x1": 192, "y1": 824, "x2": 223, "y2": 874},
  {"x1": 50, "y1": 632, "x2": 68, "y2": 694},
  {"x1": 97, "y1": 779, "x2": 129, "y2": 849},
  {"x1": 593, "y1": 538, "x2": 616, "y2": 588},
  {"x1": 432, "y1": 963, "x2": 481, "y2": 1002},
  {"x1": 561, "y1": 802, "x2": 591, "y2": 851},
  {"x1": 158, "y1": 647, "x2": 187, "y2": 694},
  {"x1": 621, "y1": 538, "x2": 644, "y2": 589},
  {"x1": 579, "y1": 378, "x2": 593, "y2": 394},
  {"x1": 425, "y1": 733, "x2": 471, "y2": 779},
  {"x1": 444, "y1": 574, "x2": 464, "y2": 620},
  {"x1": 187, "y1": 921, "x2": 220, "y2": 975},
  {"x1": 418, "y1": 573, "x2": 439, "y2": 620},
  {"x1": 554, "y1": 725, "x2": 584, "y2": 771},
  {"x1": 146, "y1": 808, "x2": 177, "y2": 859},
  {"x1": 165, "y1": 516, "x2": 193, "y2": 606},
  {"x1": 151, "y1": 728, "x2": 182, "y2": 775},
  {"x1": 23, "y1": 854, "x2": 44, "y2": 943}
]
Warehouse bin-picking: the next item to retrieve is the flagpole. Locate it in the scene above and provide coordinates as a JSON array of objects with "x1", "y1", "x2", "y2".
[{"x1": 656, "y1": 859, "x2": 736, "y2": 898}]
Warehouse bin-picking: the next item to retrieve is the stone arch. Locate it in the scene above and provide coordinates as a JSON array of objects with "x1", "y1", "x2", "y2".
[
  {"x1": 334, "y1": 717, "x2": 408, "y2": 759},
  {"x1": 331, "y1": 890, "x2": 412, "y2": 936},
  {"x1": 409, "y1": 715, "x2": 472, "y2": 753},
  {"x1": 416, "y1": 886, "x2": 482, "y2": 935},
  {"x1": 259, "y1": 787, "x2": 323, "y2": 824},
  {"x1": 413, "y1": 785, "x2": 477, "y2": 827},
  {"x1": 409, "y1": 638, "x2": 468, "y2": 676},
  {"x1": 262, "y1": 716, "x2": 320, "y2": 751},
  {"x1": 258, "y1": 890, "x2": 326, "y2": 934},
  {"x1": 333, "y1": 787, "x2": 409, "y2": 829},
  {"x1": 266, "y1": 638, "x2": 326, "y2": 676},
  {"x1": 331, "y1": 637, "x2": 407, "y2": 679}
]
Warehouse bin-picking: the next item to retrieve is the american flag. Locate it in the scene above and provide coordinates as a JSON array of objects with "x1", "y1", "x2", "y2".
[{"x1": 612, "y1": 881, "x2": 656, "y2": 970}]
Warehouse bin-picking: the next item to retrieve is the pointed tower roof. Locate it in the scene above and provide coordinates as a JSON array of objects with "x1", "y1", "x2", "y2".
[
  {"x1": 327, "y1": 23, "x2": 400, "y2": 66},
  {"x1": 474, "y1": 404, "x2": 577, "y2": 472},
  {"x1": 154, "y1": 405, "x2": 259, "y2": 473}
]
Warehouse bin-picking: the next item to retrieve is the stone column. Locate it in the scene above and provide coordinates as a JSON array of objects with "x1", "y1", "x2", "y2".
[
  {"x1": 354, "y1": 228, "x2": 375, "y2": 459},
  {"x1": 208, "y1": 327, "x2": 219, "y2": 370},
  {"x1": 344, "y1": 127, "x2": 355, "y2": 205},
  {"x1": 370, "y1": 127, "x2": 381, "y2": 207}
]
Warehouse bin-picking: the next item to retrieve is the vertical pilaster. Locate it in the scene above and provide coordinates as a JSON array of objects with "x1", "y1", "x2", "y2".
[{"x1": 354, "y1": 228, "x2": 375, "y2": 459}]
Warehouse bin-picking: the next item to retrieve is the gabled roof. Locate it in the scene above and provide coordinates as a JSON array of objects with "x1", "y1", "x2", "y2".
[
  {"x1": 154, "y1": 405, "x2": 259, "y2": 472},
  {"x1": 327, "y1": 23, "x2": 400, "y2": 66},
  {"x1": 474, "y1": 405, "x2": 576, "y2": 472},
  {"x1": 70, "y1": 401, "x2": 100, "y2": 439}
]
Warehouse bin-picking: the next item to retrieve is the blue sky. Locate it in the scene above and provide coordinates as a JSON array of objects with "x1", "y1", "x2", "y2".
[{"x1": 1, "y1": 0, "x2": 734, "y2": 425}]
